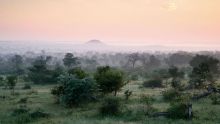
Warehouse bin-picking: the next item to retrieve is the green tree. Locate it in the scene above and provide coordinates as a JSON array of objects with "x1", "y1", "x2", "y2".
[
  {"x1": 94, "y1": 66, "x2": 124, "y2": 96},
  {"x1": 28, "y1": 56, "x2": 57, "y2": 84},
  {"x1": 168, "y1": 66, "x2": 184, "y2": 89},
  {"x1": 51, "y1": 75, "x2": 97, "y2": 107},
  {"x1": 68, "y1": 67, "x2": 88, "y2": 79},
  {"x1": 11, "y1": 55, "x2": 24, "y2": 75},
  {"x1": 6, "y1": 75, "x2": 17, "y2": 94},
  {"x1": 189, "y1": 55, "x2": 219, "y2": 89},
  {"x1": 63, "y1": 53, "x2": 79, "y2": 68},
  {"x1": 0, "y1": 76, "x2": 4, "y2": 86}
]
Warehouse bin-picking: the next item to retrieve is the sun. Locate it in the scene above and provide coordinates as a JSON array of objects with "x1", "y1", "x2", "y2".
[{"x1": 167, "y1": 0, "x2": 178, "y2": 11}]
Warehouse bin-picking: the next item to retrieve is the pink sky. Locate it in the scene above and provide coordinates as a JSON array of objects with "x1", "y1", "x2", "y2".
[{"x1": 0, "y1": 0, "x2": 220, "y2": 45}]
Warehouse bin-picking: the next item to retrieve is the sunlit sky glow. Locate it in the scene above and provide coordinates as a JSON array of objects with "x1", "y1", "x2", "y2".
[{"x1": 0, "y1": 0, "x2": 220, "y2": 45}]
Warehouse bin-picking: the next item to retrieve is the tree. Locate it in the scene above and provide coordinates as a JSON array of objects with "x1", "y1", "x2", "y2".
[
  {"x1": 94, "y1": 66, "x2": 124, "y2": 96},
  {"x1": 144, "y1": 55, "x2": 161, "y2": 70},
  {"x1": 28, "y1": 56, "x2": 57, "y2": 84},
  {"x1": 68, "y1": 67, "x2": 88, "y2": 79},
  {"x1": 166, "y1": 52, "x2": 192, "y2": 67},
  {"x1": 189, "y1": 55, "x2": 219, "y2": 89},
  {"x1": 51, "y1": 75, "x2": 97, "y2": 107},
  {"x1": 63, "y1": 53, "x2": 79, "y2": 68},
  {"x1": 6, "y1": 75, "x2": 17, "y2": 94},
  {"x1": 168, "y1": 66, "x2": 184, "y2": 89},
  {"x1": 11, "y1": 55, "x2": 24, "y2": 75},
  {"x1": 127, "y1": 53, "x2": 139, "y2": 68},
  {"x1": 0, "y1": 76, "x2": 4, "y2": 86}
]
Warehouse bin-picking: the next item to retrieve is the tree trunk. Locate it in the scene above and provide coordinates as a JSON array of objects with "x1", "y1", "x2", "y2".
[{"x1": 114, "y1": 90, "x2": 117, "y2": 96}]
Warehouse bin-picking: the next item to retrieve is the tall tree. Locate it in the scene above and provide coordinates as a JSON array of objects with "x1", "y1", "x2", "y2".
[
  {"x1": 94, "y1": 66, "x2": 124, "y2": 96},
  {"x1": 128, "y1": 53, "x2": 139, "y2": 68},
  {"x1": 28, "y1": 56, "x2": 54, "y2": 84},
  {"x1": 189, "y1": 55, "x2": 219, "y2": 89},
  {"x1": 11, "y1": 55, "x2": 24, "y2": 75},
  {"x1": 63, "y1": 53, "x2": 79, "y2": 68},
  {"x1": 6, "y1": 75, "x2": 17, "y2": 94}
]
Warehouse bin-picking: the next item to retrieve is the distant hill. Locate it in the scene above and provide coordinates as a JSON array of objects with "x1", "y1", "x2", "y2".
[{"x1": 85, "y1": 40, "x2": 105, "y2": 46}]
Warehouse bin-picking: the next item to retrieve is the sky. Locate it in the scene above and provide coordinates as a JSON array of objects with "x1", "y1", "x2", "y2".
[{"x1": 0, "y1": 0, "x2": 220, "y2": 46}]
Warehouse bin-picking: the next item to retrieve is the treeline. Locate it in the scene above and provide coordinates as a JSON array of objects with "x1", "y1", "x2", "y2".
[{"x1": 1, "y1": 51, "x2": 220, "y2": 80}]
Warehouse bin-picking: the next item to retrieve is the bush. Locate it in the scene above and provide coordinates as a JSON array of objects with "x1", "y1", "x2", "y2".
[
  {"x1": 11, "y1": 106, "x2": 49, "y2": 124},
  {"x1": 0, "y1": 76, "x2": 4, "y2": 86},
  {"x1": 99, "y1": 97, "x2": 121, "y2": 116},
  {"x1": 139, "y1": 95, "x2": 157, "y2": 116},
  {"x1": 167, "y1": 102, "x2": 192, "y2": 119},
  {"x1": 29, "y1": 109, "x2": 49, "y2": 119},
  {"x1": 22, "y1": 83, "x2": 31, "y2": 89},
  {"x1": 124, "y1": 90, "x2": 132, "y2": 100},
  {"x1": 51, "y1": 75, "x2": 97, "y2": 107},
  {"x1": 143, "y1": 79, "x2": 163, "y2": 88},
  {"x1": 6, "y1": 75, "x2": 17, "y2": 89},
  {"x1": 68, "y1": 67, "x2": 88, "y2": 79},
  {"x1": 11, "y1": 106, "x2": 29, "y2": 116},
  {"x1": 210, "y1": 93, "x2": 220, "y2": 105},
  {"x1": 18, "y1": 97, "x2": 28, "y2": 104},
  {"x1": 162, "y1": 88, "x2": 181, "y2": 101}
]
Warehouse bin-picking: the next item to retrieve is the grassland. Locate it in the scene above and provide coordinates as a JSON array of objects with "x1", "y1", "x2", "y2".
[{"x1": 0, "y1": 81, "x2": 220, "y2": 124}]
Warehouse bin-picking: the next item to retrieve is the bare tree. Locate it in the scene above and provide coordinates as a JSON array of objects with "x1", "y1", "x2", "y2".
[{"x1": 128, "y1": 53, "x2": 139, "y2": 68}]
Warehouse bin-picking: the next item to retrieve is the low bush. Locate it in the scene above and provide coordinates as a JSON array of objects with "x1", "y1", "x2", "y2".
[
  {"x1": 140, "y1": 95, "x2": 157, "y2": 116},
  {"x1": 167, "y1": 102, "x2": 192, "y2": 119},
  {"x1": 143, "y1": 79, "x2": 163, "y2": 88},
  {"x1": 18, "y1": 97, "x2": 28, "y2": 104},
  {"x1": 162, "y1": 88, "x2": 181, "y2": 102},
  {"x1": 140, "y1": 95, "x2": 155, "y2": 105},
  {"x1": 26, "y1": 90, "x2": 38, "y2": 95},
  {"x1": 210, "y1": 93, "x2": 220, "y2": 105},
  {"x1": 0, "y1": 76, "x2": 4, "y2": 86},
  {"x1": 11, "y1": 106, "x2": 49, "y2": 124},
  {"x1": 29, "y1": 109, "x2": 50, "y2": 119},
  {"x1": 99, "y1": 97, "x2": 121, "y2": 116},
  {"x1": 124, "y1": 90, "x2": 132, "y2": 100},
  {"x1": 22, "y1": 83, "x2": 31, "y2": 90},
  {"x1": 11, "y1": 106, "x2": 29, "y2": 116}
]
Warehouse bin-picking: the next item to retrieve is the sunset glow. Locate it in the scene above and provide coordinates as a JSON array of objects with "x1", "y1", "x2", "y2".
[{"x1": 0, "y1": 0, "x2": 220, "y2": 45}]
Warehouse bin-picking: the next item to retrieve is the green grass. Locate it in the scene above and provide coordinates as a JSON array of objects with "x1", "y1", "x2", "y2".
[{"x1": 0, "y1": 81, "x2": 220, "y2": 124}]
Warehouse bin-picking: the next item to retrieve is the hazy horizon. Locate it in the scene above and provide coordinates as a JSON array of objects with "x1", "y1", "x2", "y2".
[{"x1": 1, "y1": 0, "x2": 220, "y2": 46}]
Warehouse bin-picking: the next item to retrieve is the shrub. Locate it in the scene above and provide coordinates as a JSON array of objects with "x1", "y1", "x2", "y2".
[
  {"x1": 18, "y1": 97, "x2": 28, "y2": 104},
  {"x1": 22, "y1": 83, "x2": 31, "y2": 89},
  {"x1": 130, "y1": 74, "x2": 139, "y2": 81},
  {"x1": 29, "y1": 109, "x2": 50, "y2": 119},
  {"x1": 11, "y1": 106, "x2": 49, "y2": 123},
  {"x1": 162, "y1": 88, "x2": 181, "y2": 101},
  {"x1": 143, "y1": 79, "x2": 163, "y2": 88},
  {"x1": 99, "y1": 97, "x2": 121, "y2": 116},
  {"x1": 140, "y1": 95, "x2": 157, "y2": 116},
  {"x1": 11, "y1": 106, "x2": 29, "y2": 116},
  {"x1": 6, "y1": 75, "x2": 17, "y2": 89},
  {"x1": 124, "y1": 90, "x2": 132, "y2": 100},
  {"x1": 26, "y1": 90, "x2": 38, "y2": 95},
  {"x1": 167, "y1": 102, "x2": 192, "y2": 119},
  {"x1": 140, "y1": 95, "x2": 155, "y2": 105},
  {"x1": 210, "y1": 93, "x2": 220, "y2": 105},
  {"x1": 0, "y1": 76, "x2": 4, "y2": 86},
  {"x1": 51, "y1": 75, "x2": 97, "y2": 107},
  {"x1": 68, "y1": 67, "x2": 88, "y2": 79}
]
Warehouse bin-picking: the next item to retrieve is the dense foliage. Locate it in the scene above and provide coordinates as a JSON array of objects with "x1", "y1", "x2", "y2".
[
  {"x1": 143, "y1": 79, "x2": 163, "y2": 88},
  {"x1": 51, "y1": 75, "x2": 97, "y2": 107},
  {"x1": 94, "y1": 66, "x2": 124, "y2": 96},
  {"x1": 99, "y1": 97, "x2": 121, "y2": 116}
]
